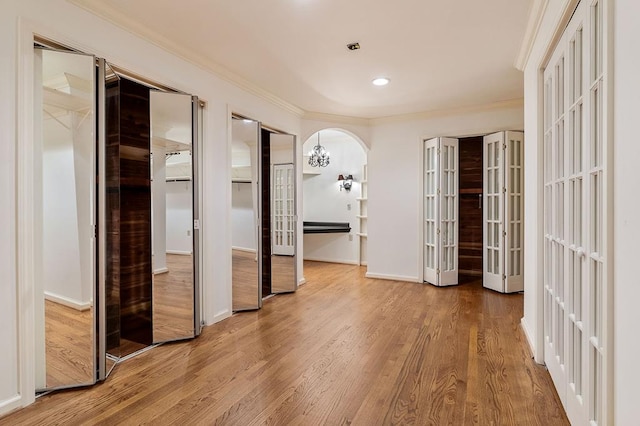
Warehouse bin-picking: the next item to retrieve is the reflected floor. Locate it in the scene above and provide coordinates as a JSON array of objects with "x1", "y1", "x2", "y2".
[
  {"x1": 153, "y1": 254, "x2": 194, "y2": 342},
  {"x1": 44, "y1": 301, "x2": 93, "y2": 389},
  {"x1": 232, "y1": 249, "x2": 260, "y2": 311},
  {"x1": 271, "y1": 254, "x2": 295, "y2": 293}
]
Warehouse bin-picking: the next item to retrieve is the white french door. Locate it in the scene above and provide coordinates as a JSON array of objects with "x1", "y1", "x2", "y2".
[
  {"x1": 483, "y1": 131, "x2": 524, "y2": 293},
  {"x1": 483, "y1": 132, "x2": 504, "y2": 291},
  {"x1": 543, "y1": 0, "x2": 610, "y2": 424},
  {"x1": 423, "y1": 137, "x2": 458, "y2": 286},
  {"x1": 272, "y1": 163, "x2": 295, "y2": 256}
]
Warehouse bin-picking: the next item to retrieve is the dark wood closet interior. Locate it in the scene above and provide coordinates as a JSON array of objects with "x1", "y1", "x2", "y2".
[
  {"x1": 105, "y1": 76, "x2": 153, "y2": 355},
  {"x1": 458, "y1": 136, "x2": 483, "y2": 281},
  {"x1": 261, "y1": 128, "x2": 272, "y2": 297}
]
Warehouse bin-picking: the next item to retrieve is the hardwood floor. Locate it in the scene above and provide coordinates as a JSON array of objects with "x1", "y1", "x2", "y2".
[
  {"x1": 43, "y1": 301, "x2": 94, "y2": 389},
  {"x1": 3, "y1": 262, "x2": 568, "y2": 425},
  {"x1": 153, "y1": 254, "x2": 195, "y2": 342},
  {"x1": 232, "y1": 249, "x2": 260, "y2": 310}
]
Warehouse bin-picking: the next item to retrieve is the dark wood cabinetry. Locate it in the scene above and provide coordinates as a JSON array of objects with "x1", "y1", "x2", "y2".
[
  {"x1": 105, "y1": 77, "x2": 153, "y2": 353},
  {"x1": 458, "y1": 136, "x2": 483, "y2": 277}
]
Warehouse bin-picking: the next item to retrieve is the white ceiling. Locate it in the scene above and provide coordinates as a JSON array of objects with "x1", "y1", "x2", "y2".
[{"x1": 72, "y1": 0, "x2": 532, "y2": 119}]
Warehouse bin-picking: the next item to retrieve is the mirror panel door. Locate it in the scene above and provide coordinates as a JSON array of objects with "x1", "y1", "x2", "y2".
[
  {"x1": 35, "y1": 47, "x2": 97, "y2": 390},
  {"x1": 231, "y1": 118, "x2": 262, "y2": 311},
  {"x1": 150, "y1": 90, "x2": 196, "y2": 343},
  {"x1": 270, "y1": 133, "x2": 297, "y2": 294}
]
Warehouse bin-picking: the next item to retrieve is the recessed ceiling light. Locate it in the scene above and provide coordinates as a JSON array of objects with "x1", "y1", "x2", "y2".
[{"x1": 372, "y1": 77, "x2": 390, "y2": 86}]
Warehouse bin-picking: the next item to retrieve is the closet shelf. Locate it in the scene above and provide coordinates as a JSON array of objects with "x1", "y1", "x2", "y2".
[{"x1": 459, "y1": 188, "x2": 482, "y2": 194}]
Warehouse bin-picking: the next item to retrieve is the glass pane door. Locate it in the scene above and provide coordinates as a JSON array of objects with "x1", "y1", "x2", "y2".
[
  {"x1": 483, "y1": 132, "x2": 504, "y2": 292},
  {"x1": 423, "y1": 138, "x2": 438, "y2": 284}
]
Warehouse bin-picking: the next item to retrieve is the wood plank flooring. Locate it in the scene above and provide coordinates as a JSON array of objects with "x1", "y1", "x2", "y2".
[
  {"x1": 153, "y1": 254, "x2": 195, "y2": 342},
  {"x1": 3, "y1": 262, "x2": 568, "y2": 425},
  {"x1": 232, "y1": 249, "x2": 260, "y2": 310},
  {"x1": 43, "y1": 301, "x2": 94, "y2": 389}
]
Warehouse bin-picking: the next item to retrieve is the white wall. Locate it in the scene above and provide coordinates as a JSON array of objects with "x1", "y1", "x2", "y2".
[
  {"x1": 152, "y1": 145, "x2": 167, "y2": 273},
  {"x1": 0, "y1": 1, "x2": 19, "y2": 410},
  {"x1": 165, "y1": 181, "x2": 193, "y2": 255},
  {"x1": 42, "y1": 114, "x2": 91, "y2": 307},
  {"x1": 2, "y1": 0, "x2": 302, "y2": 414},
  {"x1": 231, "y1": 182, "x2": 256, "y2": 251},
  {"x1": 613, "y1": 0, "x2": 640, "y2": 422},
  {"x1": 366, "y1": 106, "x2": 524, "y2": 282},
  {"x1": 302, "y1": 130, "x2": 366, "y2": 264}
]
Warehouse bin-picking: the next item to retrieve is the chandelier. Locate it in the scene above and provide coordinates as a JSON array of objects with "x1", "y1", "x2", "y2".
[{"x1": 308, "y1": 133, "x2": 330, "y2": 167}]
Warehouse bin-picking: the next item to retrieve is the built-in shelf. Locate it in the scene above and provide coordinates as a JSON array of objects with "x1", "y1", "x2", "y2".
[
  {"x1": 459, "y1": 188, "x2": 482, "y2": 194},
  {"x1": 358, "y1": 164, "x2": 368, "y2": 265}
]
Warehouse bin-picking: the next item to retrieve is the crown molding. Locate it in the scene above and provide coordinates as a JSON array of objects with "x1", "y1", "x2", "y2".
[
  {"x1": 369, "y1": 98, "x2": 524, "y2": 126},
  {"x1": 302, "y1": 111, "x2": 371, "y2": 127},
  {"x1": 68, "y1": 0, "x2": 305, "y2": 117},
  {"x1": 515, "y1": 0, "x2": 548, "y2": 71}
]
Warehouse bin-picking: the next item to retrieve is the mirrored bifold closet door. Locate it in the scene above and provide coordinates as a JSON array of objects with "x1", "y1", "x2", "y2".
[
  {"x1": 104, "y1": 74, "x2": 201, "y2": 364},
  {"x1": 35, "y1": 43, "x2": 202, "y2": 391},
  {"x1": 231, "y1": 117, "x2": 262, "y2": 311},
  {"x1": 35, "y1": 47, "x2": 99, "y2": 391},
  {"x1": 269, "y1": 133, "x2": 297, "y2": 294},
  {"x1": 423, "y1": 137, "x2": 459, "y2": 287}
]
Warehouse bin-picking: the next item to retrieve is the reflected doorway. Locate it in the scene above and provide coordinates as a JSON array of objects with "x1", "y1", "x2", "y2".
[{"x1": 231, "y1": 116, "x2": 261, "y2": 311}]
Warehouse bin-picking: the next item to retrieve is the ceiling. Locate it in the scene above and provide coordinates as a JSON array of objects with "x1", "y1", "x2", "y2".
[{"x1": 71, "y1": 0, "x2": 532, "y2": 119}]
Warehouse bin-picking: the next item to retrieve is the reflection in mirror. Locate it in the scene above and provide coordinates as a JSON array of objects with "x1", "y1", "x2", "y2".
[
  {"x1": 270, "y1": 134, "x2": 297, "y2": 294},
  {"x1": 231, "y1": 118, "x2": 261, "y2": 311},
  {"x1": 36, "y1": 48, "x2": 96, "y2": 390},
  {"x1": 150, "y1": 91, "x2": 195, "y2": 342}
]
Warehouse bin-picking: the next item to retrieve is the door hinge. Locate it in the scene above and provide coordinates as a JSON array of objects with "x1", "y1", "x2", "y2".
[{"x1": 194, "y1": 219, "x2": 200, "y2": 230}]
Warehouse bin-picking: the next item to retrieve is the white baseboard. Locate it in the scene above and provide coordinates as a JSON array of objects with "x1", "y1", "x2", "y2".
[
  {"x1": 44, "y1": 291, "x2": 92, "y2": 311},
  {"x1": 364, "y1": 272, "x2": 419, "y2": 283},
  {"x1": 232, "y1": 246, "x2": 256, "y2": 253},
  {"x1": 0, "y1": 394, "x2": 24, "y2": 418},
  {"x1": 302, "y1": 256, "x2": 359, "y2": 265},
  {"x1": 207, "y1": 309, "x2": 231, "y2": 326},
  {"x1": 520, "y1": 317, "x2": 541, "y2": 363},
  {"x1": 359, "y1": 261, "x2": 368, "y2": 266},
  {"x1": 166, "y1": 250, "x2": 192, "y2": 255},
  {"x1": 298, "y1": 277, "x2": 307, "y2": 286},
  {"x1": 154, "y1": 267, "x2": 169, "y2": 275}
]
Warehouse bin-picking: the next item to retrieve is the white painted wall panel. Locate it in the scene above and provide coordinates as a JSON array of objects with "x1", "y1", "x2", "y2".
[{"x1": 613, "y1": 0, "x2": 640, "y2": 422}]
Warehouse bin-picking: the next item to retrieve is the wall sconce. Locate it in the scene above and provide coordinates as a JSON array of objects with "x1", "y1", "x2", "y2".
[{"x1": 338, "y1": 174, "x2": 354, "y2": 192}]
